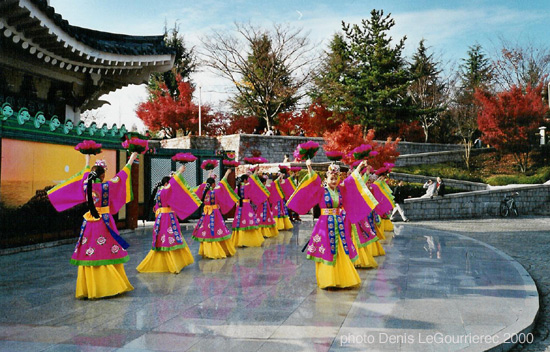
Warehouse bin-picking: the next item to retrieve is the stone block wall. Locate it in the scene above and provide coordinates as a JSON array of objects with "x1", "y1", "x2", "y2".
[
  {"x1": 217, "y1": 135, "x2": 330, "y2": 163},
  {"x1": 397, "y1": 141, "x2": 462, "y2": 154},
  {"x1": 161, "y1": 136, "x2": 220, "y2": 150},
  {"x1": 401, "y1": 184, "x2": 550, "y2": 221},
  {"x1": 395, "y1": 148, "x2": 493, "y2": 167},
  {"x1": 389, "y1": 172, "x2": 488, "y2": 191},
  {"x1": 159, "y1": 134, "x2": 473, "y2": 165}
]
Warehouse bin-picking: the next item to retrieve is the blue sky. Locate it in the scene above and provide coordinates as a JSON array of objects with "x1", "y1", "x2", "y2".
[{"x1": 48, "y1": 0, "x2": 550, "y2": 130}]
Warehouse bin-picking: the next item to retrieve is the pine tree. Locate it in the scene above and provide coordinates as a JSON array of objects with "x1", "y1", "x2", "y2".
[
  {"x1": 408, "y1": 40, "x2": 446, "y2": 142},
  {"x1": 450, "y1": 44, "x2": 493, "y2": 169},
  {"x1": 311, "y1": 33, "x2": 352, "y2": 120},
  {"x1": 342, "y1": 10, "x2": 413, "y2": 134},
  {"x1": 148, "y1": 22, "x2": 197, "y2": 98}
]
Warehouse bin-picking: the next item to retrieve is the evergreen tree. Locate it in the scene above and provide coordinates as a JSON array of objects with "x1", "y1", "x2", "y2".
[
  {"x1": 342, "y1": 10, "x2": 413, "y2": 134},
  {"x1": 148, "y1": 22, "x2": 197, "y2": 98},
  {"x1": 311, "y1": 33, "x2": 352, "y2": 120},
  {"x1": 408, "y1": 39, "x2": 446, "y2": 142},
  {"x1": 450, "y1": 44, "x2": 493, "y2": 169},
  {"x1": 229, "y1": 33, "x2": 299, "y2": 128}
]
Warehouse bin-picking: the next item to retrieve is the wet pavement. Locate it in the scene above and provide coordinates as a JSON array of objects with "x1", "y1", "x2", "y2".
[{"x1": 0, "y1": 218, "x2": 539, "y2": 352}]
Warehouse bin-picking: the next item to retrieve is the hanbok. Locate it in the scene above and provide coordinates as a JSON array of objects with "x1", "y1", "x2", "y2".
[
  {"x1": 232, "y1": 174, "x2": 268, "y2": 247},
  {"x1": 287, "y1": 169, "x2": 379, "y2": 289},
  {"x1": 272, "y1": 177, "x2": 294, "y2": 230},
  {"x1": 192, "y1": 177, "x2": 239, "y2": 259},
  {"x1": 137, "y1": 172, "x2": 201, "y2": 273},
  {"x1": 344, "y1": 214, "x2": 379, "y2": 269},
  {"x1": 256, "y1": 181, "x2": 279, "y2": 238},
  {"x1": 48, "y1": 162, "x2": 134, "y2": 299}
]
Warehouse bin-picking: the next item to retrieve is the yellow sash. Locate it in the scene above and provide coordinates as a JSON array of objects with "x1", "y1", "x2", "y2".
[
  {"x1": 83, "y1": 206, "x2": 110, "y2": 221},
  {"x1": 320, "y1": 208, "x2": 342, "y2": 216},
  {"x1": 203, "y1": 204, "x2": 219, "y2": 215},
  {"x1": 155, "y1": 207, "x2": 173, "y2": 217}
]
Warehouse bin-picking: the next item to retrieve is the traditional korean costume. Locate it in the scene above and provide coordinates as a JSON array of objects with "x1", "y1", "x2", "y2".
[
  {"x1": 287, "y1": 169, "x2": 378, "y2": 289},
  {"x1": 137, "y1": 172, "x2": 201, "y2": 273},
  {"x1": 231, "y1": 174, "x2": 268, "y2": 247},
  {"x1": 47, "y1": 162, "x2": 134, "y2": 299},
  {"x1": 192, "y1": 177, "x2": 239, "y2": 259}
]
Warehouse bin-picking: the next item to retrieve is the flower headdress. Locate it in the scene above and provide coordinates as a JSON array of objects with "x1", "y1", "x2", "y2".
[
  {"x1": 326, "y1": 163, "x2": 340, "y2": 175},
  {"x1": 94, "y1": 159, "x2": 107, "y2": 170}
]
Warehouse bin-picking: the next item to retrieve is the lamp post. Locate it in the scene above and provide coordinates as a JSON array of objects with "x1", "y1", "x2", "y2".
[{"x1": 198, "y1": 85, "x2": 202, "y2": 137}]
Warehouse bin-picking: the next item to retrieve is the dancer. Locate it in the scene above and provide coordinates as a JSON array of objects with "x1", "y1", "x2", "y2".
[
  {"x1": 137, "y1": 164, "x2": 201, "y2": 273},
  {"x1": 48, "y1": 152, "x2": 138, "y2": 299},
  {"x1": 231, "y1": 169, "x2": 269, "y2": 247},
  {"x1": 287, "y1": 159, "x2": 378, "y2": 289},
  {"x1": 192, "y1": 169, "x2": 239, "y2": 259},
  {"x1": 256, "y1": 173, "x2": 279, "y2": 238},
  {"x1": 272, "y1": 168, "x2": 294, "y2": 230}
]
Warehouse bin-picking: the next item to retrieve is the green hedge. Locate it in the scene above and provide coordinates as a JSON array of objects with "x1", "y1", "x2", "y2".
[{"x1": 486, "y1": 167, "x2": 550, "y2": 186}]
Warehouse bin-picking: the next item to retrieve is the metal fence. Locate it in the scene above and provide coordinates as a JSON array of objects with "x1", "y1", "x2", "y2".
[{"x1": 143, "y1": 148, "x2": 227, "y2": 220}]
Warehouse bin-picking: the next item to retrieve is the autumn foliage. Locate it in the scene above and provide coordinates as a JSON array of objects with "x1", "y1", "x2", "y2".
[
  {"x1": 322, "y1": 123, "x2": 400, "y2": 169},
  {"x1": 277, "y1": 102, "x2": 341, "y2": 137},
  {"x1": 136, "y1": 75, "x2": 213, "y2": 137},
  {"x1": 475, "y1": 83, "x2": 548, "y2": 172}
]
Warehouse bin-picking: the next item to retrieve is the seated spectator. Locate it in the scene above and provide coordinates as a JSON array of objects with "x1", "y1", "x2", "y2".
[
  {"x1": 265, "y1": 127, "x2": 274, "y2": 136},
  {"x1": 435, "y1": 177, "x2": 446, "y2": 197},
  {"x1": 252, "y1": 127, "x2": 261, "y2": 135},
  {"x1": 273, "y1": 127, "x2": 281, "y2": 135},
  {"x1": 421, "y1": 179, "x2": 436, "y2": 198}
]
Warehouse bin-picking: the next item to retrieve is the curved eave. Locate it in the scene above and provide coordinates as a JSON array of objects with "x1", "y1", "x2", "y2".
[{"x1": 0, "y1": 0, "x2": 175, "y2": 75}]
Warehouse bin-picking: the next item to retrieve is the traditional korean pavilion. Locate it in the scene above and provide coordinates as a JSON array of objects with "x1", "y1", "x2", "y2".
[{"x1": 0, "y1": 0, "x2": 175, "y2": 247}]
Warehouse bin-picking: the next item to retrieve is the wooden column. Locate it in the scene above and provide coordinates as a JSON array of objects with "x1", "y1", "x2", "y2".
[{"x1": 126, "y1": 155, "x2": 139, "y2": 229}]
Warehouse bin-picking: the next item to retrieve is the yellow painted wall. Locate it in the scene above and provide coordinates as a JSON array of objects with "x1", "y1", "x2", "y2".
[{"x1": 1, "y1": 139, "x2": 117, "y2": 207}]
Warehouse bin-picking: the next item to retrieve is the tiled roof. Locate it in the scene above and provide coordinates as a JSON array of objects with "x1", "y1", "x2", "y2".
[{"x1": 30, "y1": 0, "x2": 174, "y2": 56}]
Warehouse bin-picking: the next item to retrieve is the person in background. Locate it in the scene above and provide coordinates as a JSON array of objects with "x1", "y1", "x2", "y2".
[
  {"x1": 282, "y1": 154, "x2": 289, "y2": 163},
  {"x1": 421, "y1": 179, "x2": 436, "y2": 199},
  {"x1": 390, "y1": 180, "x2": 409, "y2": 222},
  {"x1": 435, "y1": 177, "x2": 446, "y2": 197}
]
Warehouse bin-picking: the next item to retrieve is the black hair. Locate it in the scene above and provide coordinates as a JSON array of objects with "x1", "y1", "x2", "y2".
[
  {"x1": 201, "y1": 177, "x2": 216, "y2": 202},
  {"x1": 147, "y1": 176, "x2": 171, "y2": 219},
  {"x1": 86, "y1": 165, "x2": 105, "y2": 219},
  {"x1": 237, "y1": 174, "x2": 249, "y2": 207}
]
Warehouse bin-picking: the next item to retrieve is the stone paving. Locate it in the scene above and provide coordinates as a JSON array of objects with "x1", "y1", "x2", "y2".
[
  {"x1": 0, "y1": 217, "x2": 542, "y2": 352},
  {"x1": 404, "y1": 216, "x2": 550, "y2": 352}
]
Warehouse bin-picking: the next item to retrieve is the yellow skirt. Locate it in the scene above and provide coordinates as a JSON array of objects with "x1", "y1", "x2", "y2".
[
  {"x1": 367, "y1": 241, "x2": 386, "y2": 257},
  {"x1": 261, "y1": 226, "x2": 279, "y2": 238},
  {"x1": 276, "y1": 217, "x2": 294, "y2": 231},
  {"x1": 232, "y1": 228, "x2": 264, "y2": 247},
  {"x1": 375, "y1": 223, "x2": 386, "y2": 240},
  {"x1": 352, "y1": 236, "x2": 378, "y2": 269},
  {"x1": 315, "y1": 239, "x2": 361, "y2": 289},
  {"x1": 383, "y1": 219, "x2": 394, "y2": 232},
  {"x1": 76, "y1": 264, "x2": 134, "y2": 299},
  {"x1": 136, "y1": 247, "x2": 194, "y2": 274},
  {"x1": 198, "y1": 239, "x2": 236, "y2": 259}
]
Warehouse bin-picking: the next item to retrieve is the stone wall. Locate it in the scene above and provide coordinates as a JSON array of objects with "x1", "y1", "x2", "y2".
[
  {"x1": 397, "y1": 141, "x2": 462, "y2": 154},
  {"x1": 216, "y1": 135, "x2": 331, "y2": 162},
  {"x1": 389, "y1": 172, "x2": 489, "y2": 191},
  {"x1": 161, "y1": 136, "x2": 220, "y2": 150},
  {"x1": 400, "y1": 184, "x2": 550, "y2": 221},
  {"x1": 395, "y1": 148, "x2": 494, "y2": 167},
  {"x1": 159, "y1": 134, "x2": 471, "y2": 164}
]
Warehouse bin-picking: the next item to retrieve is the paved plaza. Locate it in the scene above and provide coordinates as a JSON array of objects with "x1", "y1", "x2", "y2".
[{"x1": 0, "y1": 217, "x2": 544, "y2": 352}]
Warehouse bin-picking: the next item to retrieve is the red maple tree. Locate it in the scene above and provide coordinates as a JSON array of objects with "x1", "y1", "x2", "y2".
[
  {"x1": 136, "y1": 75, "x2": 213, "y2": 137},
  {"x1": 323, "y1": 123, "x2": 400, "y2": 168},
  {"x1": 475, "y1": 82, "x2": 548, "y2": 172},
  {"x1": 277, "y1": 102, "x2": 341, "y2": 136}
]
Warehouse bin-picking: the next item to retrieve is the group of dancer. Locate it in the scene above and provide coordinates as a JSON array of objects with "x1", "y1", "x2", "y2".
[{"x1": 47, "y1": 152, "x2": 395, "y2": 299}]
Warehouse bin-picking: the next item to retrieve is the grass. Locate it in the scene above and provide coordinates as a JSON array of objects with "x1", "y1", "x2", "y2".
[{"x1": 394, "y1": 151, "x2": 550, "y2": 186}]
